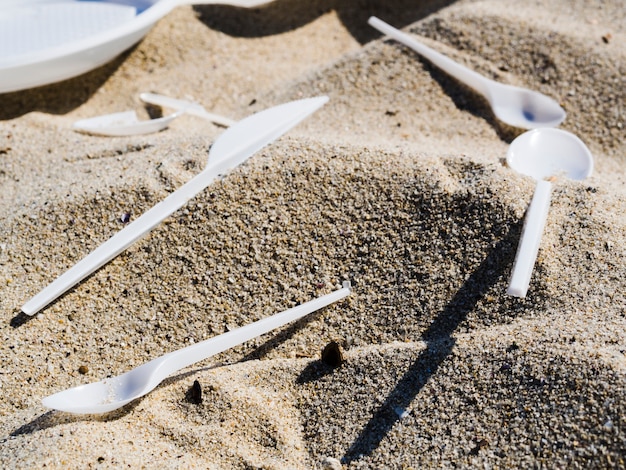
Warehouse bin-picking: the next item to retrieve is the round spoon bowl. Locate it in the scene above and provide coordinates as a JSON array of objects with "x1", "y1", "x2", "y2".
[
  {"x1": 72, "y1": 109, "x2": 183, "y2": 136},
  {"x1": 42, "y1": 379, "x2": 131, "y2": 415},
  {"x1": 490, "y1": 85, "x2": 567, "y2": 129},
  {"x1": 507, "y1": 128, "x2": 594, "y2": 181}
]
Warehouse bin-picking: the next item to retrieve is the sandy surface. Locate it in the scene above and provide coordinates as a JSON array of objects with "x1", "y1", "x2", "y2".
[{"x1": 1, "y1": 0, "x2": 625, "y2": 468}]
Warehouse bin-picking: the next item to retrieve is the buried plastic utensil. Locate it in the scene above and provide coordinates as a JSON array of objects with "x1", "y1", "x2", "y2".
[
  {"x1": 73, "y1": 95, "x2": 234, "y2": 136},
  {"x1": 140, "y1": 93, "x2": 236, "y2": 127},
  {"x1": 506, "y1": 128, "x2": 593, "y2": 297},
  {"x1": 21, "y1": 96, "x2": 329, "y2": 316},
  {"x1": 43, "y1": 282, "x2": 351, "y2": 414},
  {"x1": 73, "y1": 109, "x2": 185, "y2": 136},
  {"x1": 368, "y1": 16, "x2": 566, "y2": 129}
]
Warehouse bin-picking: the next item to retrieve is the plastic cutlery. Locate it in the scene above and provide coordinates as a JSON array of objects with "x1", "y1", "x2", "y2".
[
  {"x1": 140, "y1": 93, "x2": 236, "y2": 127},
  {"x1": 42, "y1": 282, "x2": 351, "y2": 414},
  {"x1": 21, "y1": 96, "x2": 329, "y2": 315},
  {"x1": 506, "y1": 128, "x2": 593, "y2": 297},
  {"x1": 368, "y1": 16, "x2": 566, "y2": 129},
  {"x1": 72, "y1": 94, "x2": 234, "y2": 136}
]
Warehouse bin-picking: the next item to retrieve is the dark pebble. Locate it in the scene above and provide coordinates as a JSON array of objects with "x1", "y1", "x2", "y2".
[
  {"x1": 186, "y1": 379, "x2": 203, "y2": 404},
  {"x1": 321, "y1": 341, "x2": 344, "y2": 367}
]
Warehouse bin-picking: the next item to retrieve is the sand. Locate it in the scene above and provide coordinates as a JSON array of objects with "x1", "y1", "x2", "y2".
[{"x1": 1, "y1": 0, "x2": 624, "y2": 468}]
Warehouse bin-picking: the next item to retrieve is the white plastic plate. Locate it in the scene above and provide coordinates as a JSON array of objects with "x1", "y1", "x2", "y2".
[{"x1": 0, "y1": 0, "x2": 166, "y2": 93}]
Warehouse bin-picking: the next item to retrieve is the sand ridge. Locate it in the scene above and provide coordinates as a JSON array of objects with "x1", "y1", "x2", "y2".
[{"x1": 0, "y1": 1, "x2": 624, "y2": 468}]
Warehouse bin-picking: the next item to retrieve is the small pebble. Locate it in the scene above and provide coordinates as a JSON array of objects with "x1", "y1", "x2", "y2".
[
  {"x1": 393, "y1": 406, "x2": 410, "y2": 419},
  {"x1": 78, "y1": 365, "x2": 89, "y2": 375},
  {"x1": 470, "y1": 438, "x2": 489, "y2": 455},
  {"x1": 321, "y1": 341, "x2": 344, "y2": 367},
  {"x1": 186, "y1": 380, "x2": 203, "y2": 405},
  {"x1": 321, "y1": 456, "x2": 342, "y2": 470}
]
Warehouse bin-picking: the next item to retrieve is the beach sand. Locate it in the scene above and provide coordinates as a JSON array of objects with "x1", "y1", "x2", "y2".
[{"x1": 1, "y1": 0, "x2": 624, "y2": 468}]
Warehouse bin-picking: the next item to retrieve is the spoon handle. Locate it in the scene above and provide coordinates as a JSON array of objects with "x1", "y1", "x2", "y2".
[
  {"x1": 368, "y1": 17, "x2": 491, "y2": 98},
  {"x1": 140, "y1": 93, "x2": 236, "y2": 127},
  {"x1": 507, "y1": 180, "x2": 552, "y2": 297},
  {"x1": 154, "y1": 282, "x2": 352, "y2": 379},
  {"x1": 21, "y1": 170, "x2": 216, "y2": 316}
]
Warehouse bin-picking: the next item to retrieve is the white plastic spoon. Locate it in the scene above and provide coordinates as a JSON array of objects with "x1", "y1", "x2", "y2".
[
  {"x1": 506, "y1": 128, "x2": 593, "y2": 297},
  {"x1": 0, "y1": 0, "x2": 276, "y2": 93},
  {"x1": 140, "y1": 92, "x2": 236, "y2": 127},
  {"x1": 21, "y1": 96, "x2": 329, "y2": 316},
  {"x1": 72, "y1": 109, "x2": 186, "y2": 136},
  {"x1": 42, "y1": 282, "x2": 351, "y2": 414},
  {"x1": 73, "y1": 95, "x2": 234, "y2": 136},
  {"x1": 368, "y1": 16, "x2": 566, "y2": 129}
]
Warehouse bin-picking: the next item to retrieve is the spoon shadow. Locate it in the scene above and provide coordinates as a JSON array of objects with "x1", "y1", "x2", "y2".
[
  {"x1": 410, "y1": 54, "x2": 525, "y2": 142},
  {"x1": 395, "y1": 52, "x2": 526, "y2": 139},
  {"x1": 9, "y1": 403, "x2": 138, "y2": 437}
]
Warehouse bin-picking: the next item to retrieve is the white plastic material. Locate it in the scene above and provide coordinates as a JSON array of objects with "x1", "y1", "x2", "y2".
[
  {"x1": 72, "y1": 94, "x2": 234, "y2": 136},
  {"x1": 21, "y1": 96, "x2": 329, "y2": 315},
  {"x1": 140, "y1": 93, "x2": 236, "y2": 127},
  {"x1": 0, "y1": 3, "x2": 136, "y2": 60},
  {"x1": 506, "y1": 180, "x2": 552, "y2": 297},
  {"x1": 506, "y1": 128, "x2": 593, "y2": 297},
  {"x1": 73, "y1": 109, "x2": 184, "y2": 136},
  {"x1": 0, "y1": 0, "x2": 275, "y2": 93},
  {"x1": 42, "y1": 282, "x2": 351, "y2": 414},
  {"x1": 368, "y1": 16, "x2": 566, "y2": 129}
]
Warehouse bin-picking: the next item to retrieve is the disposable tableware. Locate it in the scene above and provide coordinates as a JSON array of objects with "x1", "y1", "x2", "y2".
[
  {"x1": 368, "y1": 16, "x2": 566, "y2": 129},
  {"x1": 140, "y1": 93, "x2": 236, "y2": 128},
  {"x1": 22, "y1": 96, "x2": 329, "y2": 315},
  {"x1": 73, "y1": 94, "x2": 234, "y2": 136},
  {"x1": 506, "y1": 128, "x2": 593, "y2": 297},
  {"x1": 43, "y1": 282, "x2": 352, "y2": 414}
]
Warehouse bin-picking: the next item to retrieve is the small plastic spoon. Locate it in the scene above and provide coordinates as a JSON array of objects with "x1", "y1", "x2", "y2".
[
  {"x1": 73, "y1": 109, "x2": 186, "y2": 136},
  {"x1": 140, "y1": 92, "x2": 236, "y2": 128},
  {"x1": 22, "y1": 96, "x2": 328, "y2": 316},
  {"x1": 43, "y1": 282, "x2": 352, "y2": 414},
  {"x1": 73, "y1": 95, "x2": 234, "y2": 136},
  {"x1": 368, "y1": 16, "x2": 566, "y2": 129},
  {"x1": 506, "y1": 128, "x2": 593, "y2": 297}
]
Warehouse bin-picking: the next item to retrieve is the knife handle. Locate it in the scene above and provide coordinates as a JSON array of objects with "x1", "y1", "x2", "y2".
[{"x1": 21, "y1": 170, "x2": 214, "y2": 316}]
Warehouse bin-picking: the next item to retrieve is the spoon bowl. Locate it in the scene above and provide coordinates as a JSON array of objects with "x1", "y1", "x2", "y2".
[
  {"x1": 368, "y1": 16, "x2": 566, "y2": 129},
  {"x1": 507, "y1": 127, "x2": 594, "y2": 181},
  {"x1": 72, "y1": 109, "x2": 184, "y2": 136},
  {"x1": 506, "y1": 128, "x2": 593, "y2": 297},
  {"x1": 489, "y1": 83, "x2": 566, "y2": 129}
]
